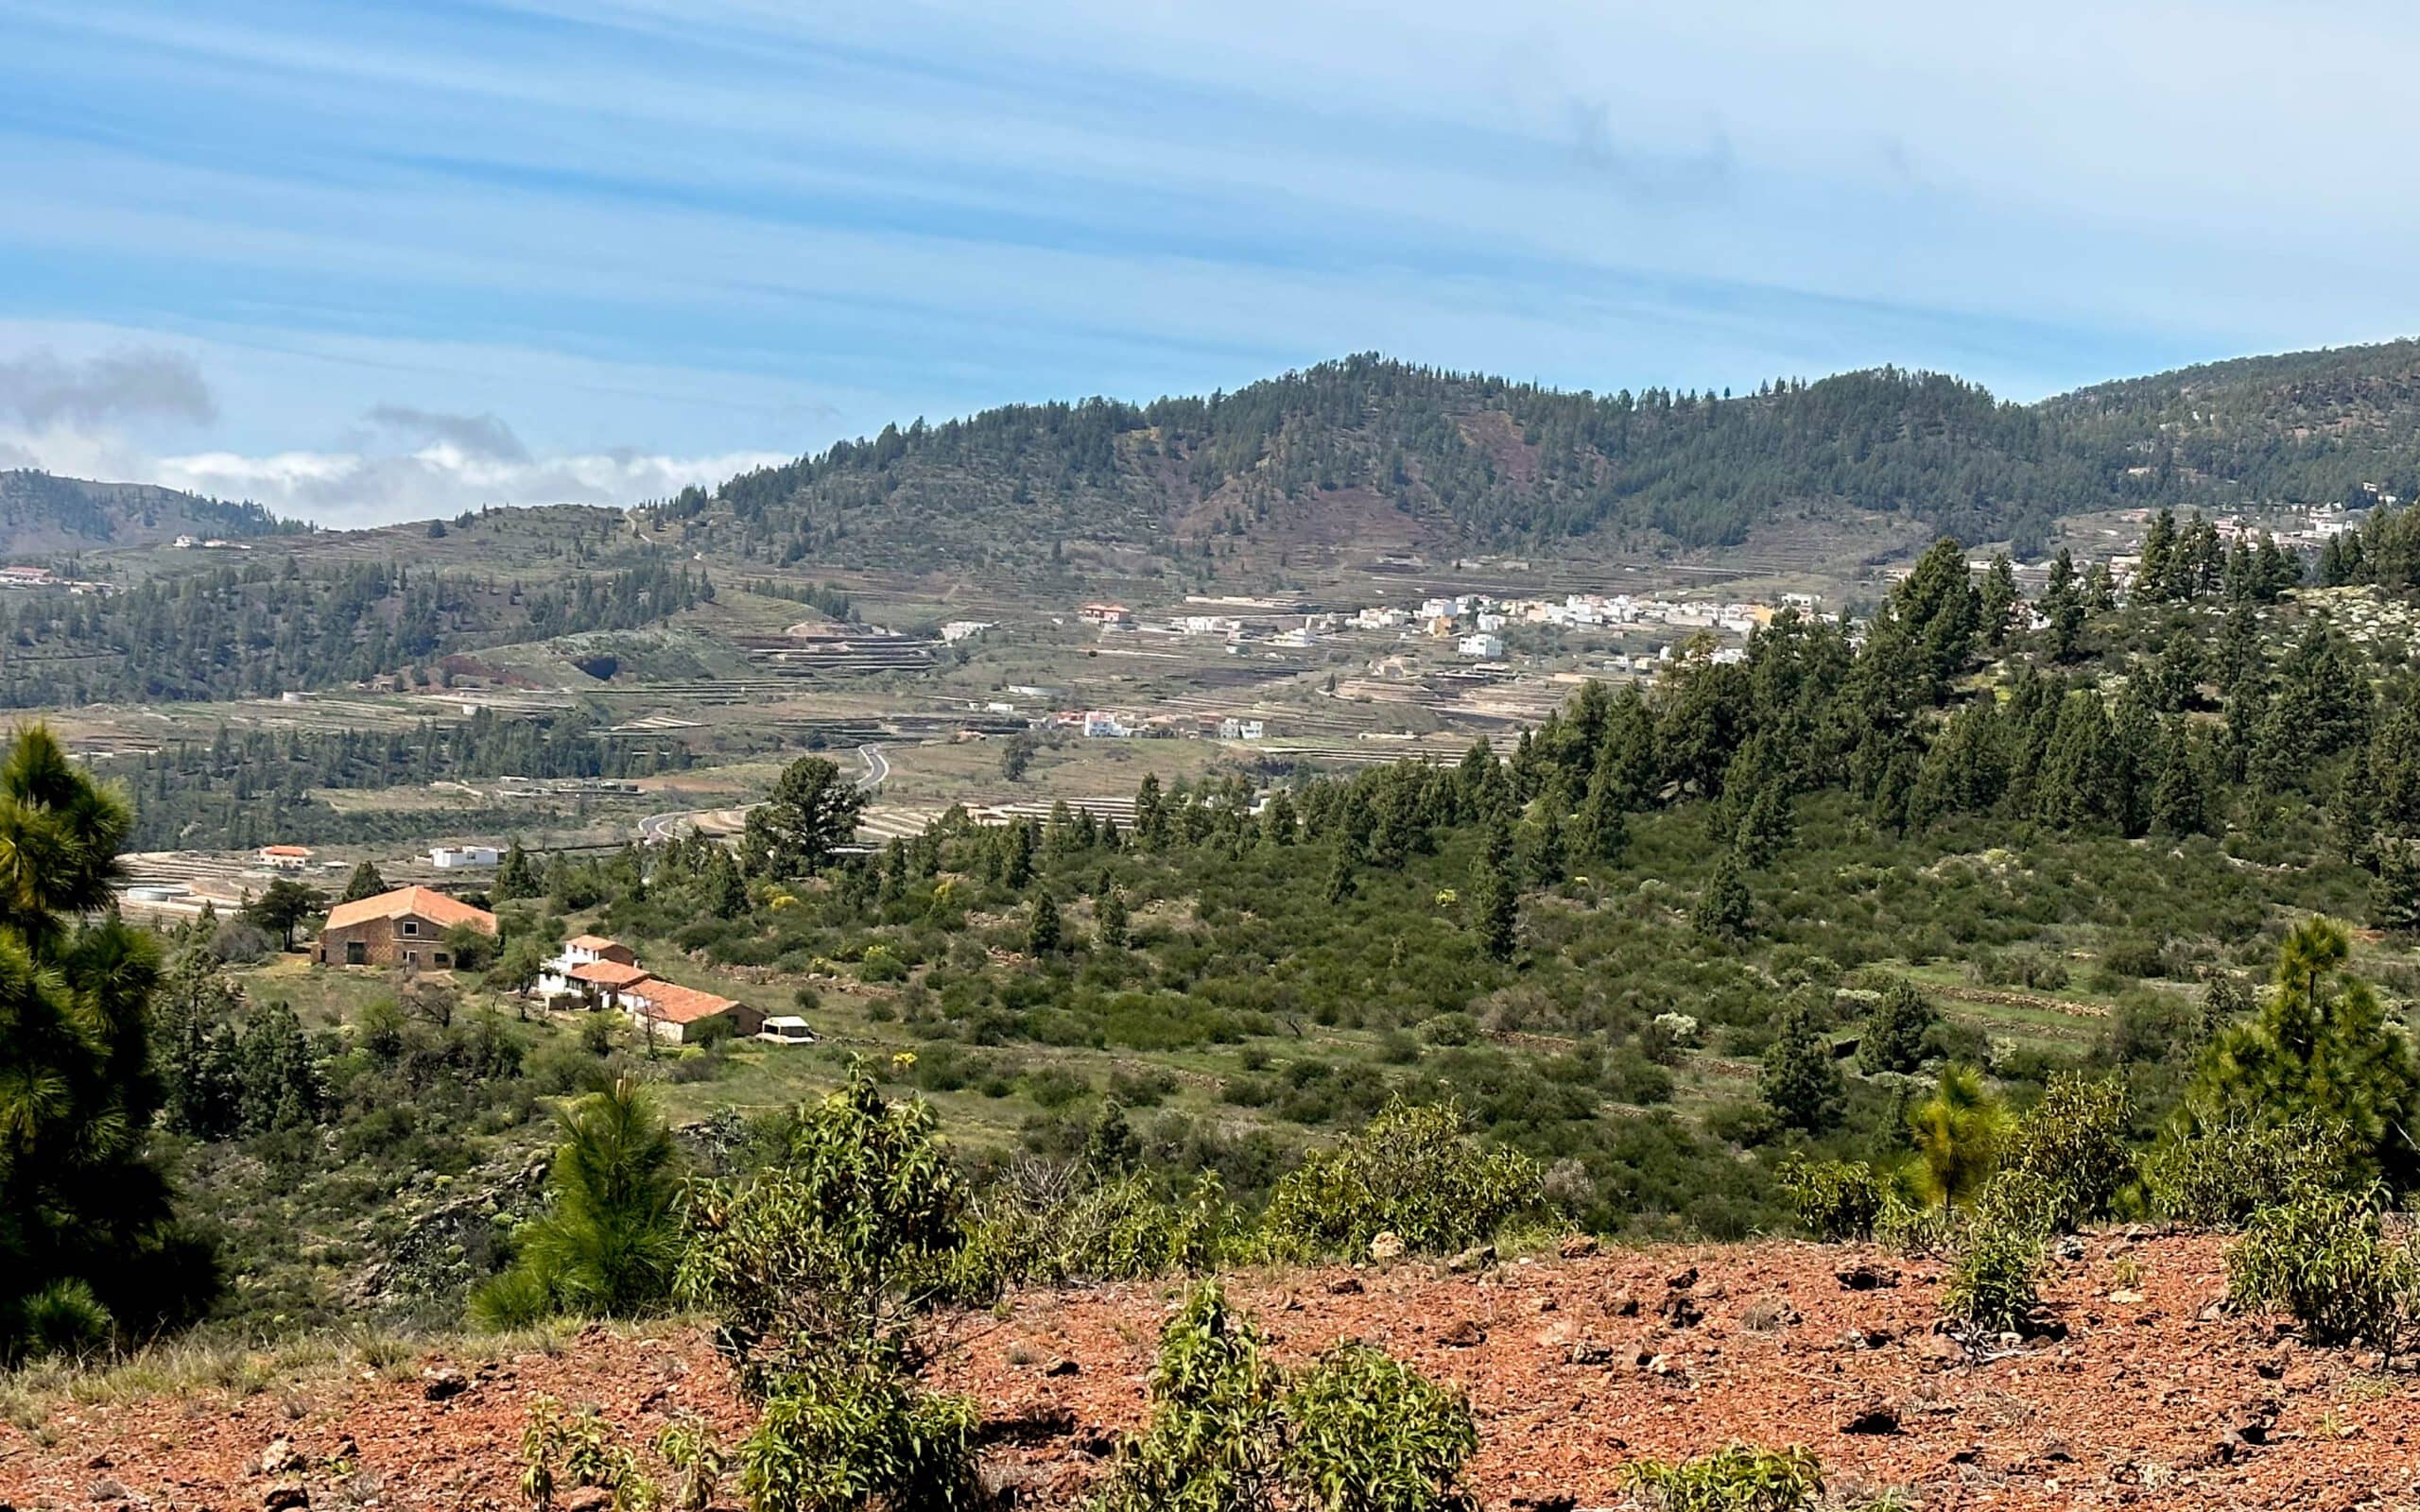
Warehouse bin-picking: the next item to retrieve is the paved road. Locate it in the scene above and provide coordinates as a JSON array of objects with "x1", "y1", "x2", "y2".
[{"x1": 636, "y1": 743, "x2": 886, "y2": 843}]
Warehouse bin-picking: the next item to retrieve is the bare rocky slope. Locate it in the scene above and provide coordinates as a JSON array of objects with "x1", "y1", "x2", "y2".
[{"x1": 6, "y1": 1232, "x2": 2412, "y2": 1510}]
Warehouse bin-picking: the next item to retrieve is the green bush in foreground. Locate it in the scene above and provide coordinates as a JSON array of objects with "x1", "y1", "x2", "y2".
[
  {"x1": 1624, "y1": 1445, "x2": 1823, "y2": 1512},
  {"x1": 1942, "y1": 1214, "x2": 2046, "y2": 1336},
  {"x1": 1090, "y1": 1280, "x2": 1478, "y2": 1512},
  {"x1": 2142, "y1": 1111, "x2": 2361, "y2": 1228},
  {"x1": 1997, "y1": 1073, "x2": 2132, "y2": 1232},
  {"x1": 1776, "y1": 1157, "x2": 1884, "y2": 1242},
  {"x1": 1258, "y1": 1097, "x2": 1542, "y2": 1260},
  {"x1": 1090, "y1": 1280, "x2": 1286, "y2": 1512},
  {"x1": 1283, "y1": 1344, "x2": 1479, "y2": 1512},
  {"x1": 2227, "y1": 1184, "x2": 2416, "y2": 1347},
  {"x1": 742, "y1": 1350, "x2": 981, "y2": 1512}
]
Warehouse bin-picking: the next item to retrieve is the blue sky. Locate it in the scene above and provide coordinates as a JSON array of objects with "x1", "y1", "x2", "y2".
[{"x1": 6, "y1": 0, "x2": 2420, "y2": 524}]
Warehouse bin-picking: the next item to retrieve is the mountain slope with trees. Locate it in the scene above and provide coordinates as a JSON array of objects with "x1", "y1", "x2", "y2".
[
  {"x1": 0, "y1": 471, "x2": 293, "y2": 555},
  {"x1": 650, "y1": 341, "x2": 2420, "y2": 573}
]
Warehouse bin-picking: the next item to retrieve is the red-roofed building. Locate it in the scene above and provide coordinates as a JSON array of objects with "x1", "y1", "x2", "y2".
[
  {"x1": 318, "y1": 886, "x2": 496, "y2": 969},
  {"x1": 536, "y1": 935, "x2": 644, "y2": 1000},
  {"x1": 624, "y1": 979, "x2": 762, "y2": 1044},
  {"x1": 525, "y1": 932, "x2": 760, "y2": 1042}
]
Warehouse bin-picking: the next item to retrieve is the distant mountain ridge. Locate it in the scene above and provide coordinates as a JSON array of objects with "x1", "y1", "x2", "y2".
[
  {"x1": 648, "y1": 341, "x2": 2420, "y2": 573},
  {"x1": 0, "y1": 471, "x2": 293, "y2": 556}
]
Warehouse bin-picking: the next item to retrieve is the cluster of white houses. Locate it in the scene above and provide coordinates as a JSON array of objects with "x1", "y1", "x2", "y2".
[{"x1": 532, "y1": 934, "x2": 790, "y2": 1044}]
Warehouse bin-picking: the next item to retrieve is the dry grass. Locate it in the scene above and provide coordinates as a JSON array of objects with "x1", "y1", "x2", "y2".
[{"x1": 0, "y1": 1314, "x2": 657, "y2": 1431}]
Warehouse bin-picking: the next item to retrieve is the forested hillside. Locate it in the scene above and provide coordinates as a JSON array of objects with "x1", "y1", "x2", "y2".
[
  {"x1": 0, "y1": 470, "x2": 292, "y2": 554},
  {"x1": 650, "y1": 342, "x2": 2420, "y2": 573},
  {"x1": 0, "y1": 559, "x2": 709, "y2": 705}
]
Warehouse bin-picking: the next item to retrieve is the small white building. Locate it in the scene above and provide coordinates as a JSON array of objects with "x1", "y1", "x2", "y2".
[
  {"x1": 257, "y1": 844, "x2": 314, "y2": 871},
  {"x1": 1082, "y1": 711, "x2": 1134, "y2": 738},
  {"x1": 1219, "y1": 718, "x2": 1267, "y2": 741},
  {"x1": 430, "y1": 844, "x2": 502, "y2": 869},
  {"x1": 1458, "y1": 632, "x2": 1505, "y2": 659}
]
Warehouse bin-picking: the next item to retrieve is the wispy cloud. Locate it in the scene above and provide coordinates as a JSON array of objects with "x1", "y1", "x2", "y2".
[
  {"x1": 0, "y1": 347, "x2": 215, "y2": 429},
  {"x1": 363, "y1": 404, "x2": 529, "y2": 463}
]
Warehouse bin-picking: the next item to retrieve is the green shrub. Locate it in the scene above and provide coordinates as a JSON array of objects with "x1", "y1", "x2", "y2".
[
  {"x1": 1776, "y1": 1157, "x2": 1884, "y2": 1242},
  {"x1": 2227, "y1": 1184, "x2": 2416, "y2": 1347},
  {"x1": 1090, "y1": 1281, "x2": 1477, "y2": 1512},
  {"x1": 1942, "y1": 1186, "x2": 2046, "y2": 1336},
  {"x1": 1998, "y1": 1073, "x2": 2132, "y2": 1232},
  {"x1": 1873, "y1": 1194, "x2": 1958, "y2": 1258},
  {"x1": 969, "y1": 1171, "x2": 1236, "y2": 1286},
  {"x1": 1090, "y1": 1280, "x2": 1286, "y2": 1512},
  {"x1": 1624, "y1": 1445, "x2": 1823, "y2": 1512},
  {"x1": 1258, "y1": 1097, "x2": 1542, "y2": 1261},
  {"x1": 741, "y1": 1350, "x2": 979, "y2": 1512},
  {"x1": 676, "y1": 1065, "x2": 977, "y2": 1388},
  {"x1": 2142, "y1": 1112, "x2": 2361, "y2": 1228},
  {"x1": 1283, "y1": 1344, "x2": 1478, "y2": 1512}
]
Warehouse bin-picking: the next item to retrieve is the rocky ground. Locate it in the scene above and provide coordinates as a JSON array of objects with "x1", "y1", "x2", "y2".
[{"x1": 6, "y1": 1233, "x2": 2418, "y2": 1510}]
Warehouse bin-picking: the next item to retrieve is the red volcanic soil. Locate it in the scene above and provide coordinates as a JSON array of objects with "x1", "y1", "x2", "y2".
[{"x1": 8, "y1": 1234, "x2": 2419, "y2": 1510}]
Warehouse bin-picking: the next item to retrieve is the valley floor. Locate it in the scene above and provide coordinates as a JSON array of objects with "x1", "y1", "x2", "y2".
[{"x1": 5, "y1": 1234, "x2": 2411, "y2": 1510}]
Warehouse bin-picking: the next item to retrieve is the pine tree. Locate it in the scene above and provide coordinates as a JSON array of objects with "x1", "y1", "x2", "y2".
[
  {"x1": 1572, "y1": 766, "x2": 1629, "y2": 868},
  {"x1": 1322, "y1": 843, "x2": 1357, "y2": 904},
  {"x1": 2182, "y1": 918, "x2": 2420, "y2": 1187},
  {"x1": 1096, "y1": 886, "x2": 1130, "y2": 950},
  {"x1": 1693, "y1": 850, "x2": 1753, "y2": 944},
  {"x1": 235, "y1": 1001, "x2": 321, "y2": 1137},
  {"x1": 1527, "y1": 803, "x2": 1565, "y2": 886},
  {"x1": 1909, "y1": 1065, "x2": 2009, "y2": 1208},
  {"x1": 2041, "y1": 547, "x2": 2085, "y2": 662},
  {"x1": 494, "y1": 838, "x2": 539, "y2": 901},
  {"x1": 0, "y1": 726, "x2": 215, "y2": 1359},
  {"x1": 2138, "y1": 507, "x2": 2177, "y2": 601},
  {"x1": 1760, "y1": 998, "x2": 1844, "y2": 1133},
  {"x1": 1472, "y1": 854, "x2": 1517, "y2": 963},
  {"x1": 338, "y1": 859, "x2": 388, "y2": 903},
  {"x1": 1000, "y1": 822, "x2": 1035, "y2": 890},
  {"x1": 704, "y1": 848, "x2": 748, "y2": 919},
  {"x1": 154, "y1": 952, "x2": 242, "y2": 1140},
  {"x1": 1734, "y1": 782, "x2": 1792, "y2": 868},
  {"x1": 1979, "y1": 553, "x2": 2021, "y2": 646},
  {"x1": 1135, "y1": 773, "x2": 1169, "y2": 850},
  {"x1": 2149, "y1": 729, "x2": 2212, "y2": 838},
  {"x1": 2372, "y1": 840, "x2": 2420, "y2": 935},
  {"x1": 1858, "y1": 978, "x2": 1939, "y2": 1074},
  {"x1": 1026, "y1": 893, "x2": 1063, "y2": 956},
  {"x1": 470, "y1": 1078, "x2": 682, "y2": 1326}
]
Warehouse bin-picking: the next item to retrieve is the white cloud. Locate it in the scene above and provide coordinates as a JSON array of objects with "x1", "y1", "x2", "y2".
[{"x1": 146, "y1": 440, "x2": 789, "y2": 528}]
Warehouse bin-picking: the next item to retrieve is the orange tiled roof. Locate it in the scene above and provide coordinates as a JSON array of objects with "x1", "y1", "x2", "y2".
[
  {"x1": 629, "y1": 980, "x2": 743, "y2": 1025},
  {"x1": 323, "y1": 885, "x2": 497, "y2": 936},
  {"x1": 569, "y1": 959, "x2": 652, "y2": 989},
  {"x1": 565, "y1": 934, "x2": 623, "y2": 953}
]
